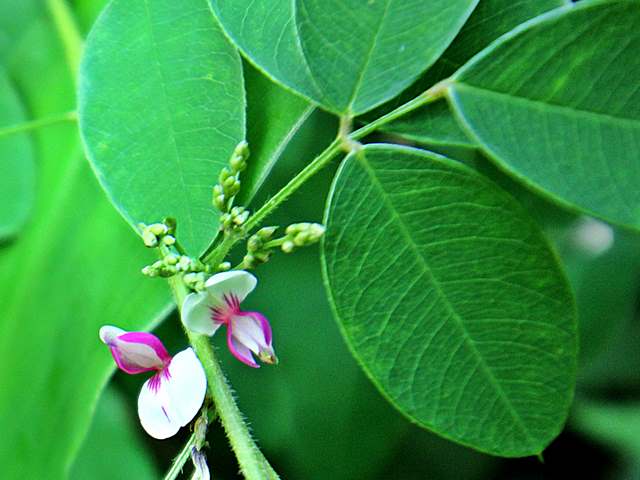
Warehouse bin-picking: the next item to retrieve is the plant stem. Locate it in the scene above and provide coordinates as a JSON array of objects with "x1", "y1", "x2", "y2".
[
  {"x1": 46, "y1": 0, "x2": 83, "y2": 79},
  {"x1": 169, "y1": 276, "x2": 279, "y2": 480},
  {"x1": 351, "y1": 80, "x2": 449, "y2": 140},
  {"x1": 201, "y1": 82, "x2": 447, "y2": 265},
  {"x1": 0, "y1": 111, "x2": 77, "y2": 139},
  {"x1": 164, "y1": 431, "x2": 197, "y2": 480}
]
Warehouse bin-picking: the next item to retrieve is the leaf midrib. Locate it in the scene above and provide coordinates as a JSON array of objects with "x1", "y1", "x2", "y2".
[
  {"x1": 452, "y1": 82, "x2": 640, "y2": 127},
  {"x1": 355, "y1": 148, "x2": 537, "y2": 450}
]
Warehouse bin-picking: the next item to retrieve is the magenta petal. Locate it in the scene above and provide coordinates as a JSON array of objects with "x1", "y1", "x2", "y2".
[
  {"x1": 102, "y1": 329, "x2": 170, "y2": 374},
  {"x1": 226, "y1": 327, "x2": 259, "y2": 368},
  {"x1": 244, "y1": 312, "x2": 272, "y2": 345},
  {"x1": 119, "y1": 332, "x2": 172, "y2": 363}
]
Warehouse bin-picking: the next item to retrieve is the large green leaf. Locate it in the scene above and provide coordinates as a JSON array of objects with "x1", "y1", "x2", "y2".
[
  {"x1": 79, "y1": 0, "x2": 245, "y2": 255},
  {"x1": 70, "y1": 385, "x2": 159, "y2": 480},
  {"x1": 449, "y1": 0, "x2": 640, "y2": 230},
  {"x1": 0, "y1": 13, "x2": 171, "y2": 479},
  {"x1": 0, "y1": 69, "x2": 35, "y2": 240},
  {"x1": 322, "y1": 144, "x2": 577, "y2": 456},
  {"x1": 379, "y1": 0, "x2": 567, "y2": 147},
  {"x1": 210, "y1": 0, "x2": 478, "y2": 115}
]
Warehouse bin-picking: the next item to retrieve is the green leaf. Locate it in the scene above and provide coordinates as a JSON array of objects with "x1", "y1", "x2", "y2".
[
  {"x1": 70, "y1": 385, "x2": 159, "y2": 480},
  {"x1": 0, "y1": 14, "x2": 171, "y2": 478},
  {"x1": 449, "y1": 0, "x2": 640, "y2": 230},
  {"x1": 210, "y1": 0, "x2": 478, "y2": 115},
  {"x1": 79, "y1": 0, "x2": 245, "y2": 255},
  {"x1": 376, "y1": 0, "x2": 567, "y2": 147},
  {"x1": 322, "y1": 144, "x2": 577, "y2": 456},
  {"x1": 0, "y1": 69, "x2": 35, "y2": 240},
  {"x1": 226, "y1": 147, "x2": 406, "y2": 479},
  {"x1": 237, "y1": 63, "x2": 314, "y2": 205}
]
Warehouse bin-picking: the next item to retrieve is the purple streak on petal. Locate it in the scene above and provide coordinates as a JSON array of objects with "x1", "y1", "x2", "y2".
[
  {"x1": 243, "y1": 311, "x2": 272, "y2": 345},
  {"x1": 147, "y1": 366, "x2": 172, "y2": 393},
  {"x1": 118, "y1": 332, "x2": 172, "y2": 363},
  {"x1": 226, "y1": 326, "x2": 259, "y2": 368}
]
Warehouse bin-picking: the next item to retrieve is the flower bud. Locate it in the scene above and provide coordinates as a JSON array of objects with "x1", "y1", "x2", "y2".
[
  {"x1": 281, "y1": 240, "x2": 295, "y2": 253},
  {"x1": 214, "y1": 194, "x2": 226, "y2": 211},
  {"x1": 230, "y1": 155, "x2": 246, "y2": 173},
  {"x1": 257, "y1": 226, "x2": 278, "y2": 241},
  {"x1": 142, "y1": 229, "x2": 158, "y2": 248},
  {"x1": 162, "y1": 235, "x2": 176, "y2": 246},
  {"x1": 164, "y1": 254, "x2": 179, "y2": 266},
  {"x1": 218, "y1": 262, "x2": 231, "y2": 271},
  {"x1": 148, "y1": 223, "x2": 169, "y2": 236},
  {"x1": 178, "y1": 255, "x2": 193, "y2": 272},
  {"x1": 247, "y1": 235, "x2": 262, "y2": 252}
]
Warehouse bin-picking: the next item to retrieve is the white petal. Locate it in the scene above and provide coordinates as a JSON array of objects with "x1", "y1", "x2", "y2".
[
  {"x1": 231, "y1": 315, "x2": 265, "y2": 354},
  {"x1": 99, "y1": 325, "x2": 126, "y2": 344},
  {"x1": 204, "y1": 270, "x2": 257, "y2": 304},
  {"x1": 137, "y1": 348, "x2": 207, "y2": 439},
  {"x1": 138, "y1": 377, "x2": 181, "y2": 439},
  {"x1": 181, "y1": 291, "x2": 220, "y2": 336}
]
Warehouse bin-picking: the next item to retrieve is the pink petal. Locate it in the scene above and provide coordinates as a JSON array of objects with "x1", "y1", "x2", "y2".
[
  {"x1": 99, "y1": 326, "x2": 169, "y2": 374},
  {"x1": 227, "y1": 327, "x2": 259, "y2": 368}
]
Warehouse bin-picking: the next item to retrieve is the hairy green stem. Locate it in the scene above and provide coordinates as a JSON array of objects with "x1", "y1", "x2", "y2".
[
  {"x1": 164, "y1": 431, "x2": 197, "y2": 480},
  {"x1": 46, "y1": 0, "x2": 83, "y2": 79},
  {"x1": 201, "y1": 82, "x2": 447, "y2": 266},
  {"x1": 169, "y1": 277, "x2": 279, "y2": 480},
  {"x1": 0, "y1": 111, "x2": 77, "y2": 139}
]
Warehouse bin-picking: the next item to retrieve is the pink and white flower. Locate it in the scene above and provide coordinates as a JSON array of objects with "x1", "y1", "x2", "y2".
[
  {"x1": 99, "y1": 326, "x2": 207, "y2": 439},
  {"x1": 181, "y1": 270, "x2": 277, "y2": 368}
]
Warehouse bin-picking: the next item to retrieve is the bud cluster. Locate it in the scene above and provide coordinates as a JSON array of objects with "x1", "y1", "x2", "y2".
[
  {"x1": 281, "y1": 223, "x2": 326, "y2": 253},
  {"x1": 220, "y1": 206, "x2": 250, "y2": 230},
  {"x1": 243, "y1": 226, "x2": 278, "y2": 269},
  {"x1": 140, "y1": 219, "x2": 176, "y2": 248},
  {"x1": 242, "y1": 223, "x2": 326, "y2": 269},
  {"x1": 213, "y1": 141, "x2": 249, "y2": 214},
  {"x1": 142, "y1": 253, "x2": 212, "y2": 282}
]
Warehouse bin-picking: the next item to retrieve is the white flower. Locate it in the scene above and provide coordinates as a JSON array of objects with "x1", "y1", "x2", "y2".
[
  {"x1": 99, "y1": 326, "x2": 207, "y2": 439},
  {"x1": 181, "y1": 270, "x2": 277, "y2": 368}
]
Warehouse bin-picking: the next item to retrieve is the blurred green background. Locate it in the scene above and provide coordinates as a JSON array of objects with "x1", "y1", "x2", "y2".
[{"x1": 1, "y1": 1, "x2": 640, "y2": 479}]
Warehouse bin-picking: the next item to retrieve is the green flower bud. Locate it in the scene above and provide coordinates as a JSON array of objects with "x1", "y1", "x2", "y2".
[
  {"x1": 158, "y1": 265, "x2": 177, "y2": 278},
  {"x1": 243, "y1": 254, "x2": 256, "y2": 269},
  {"x1": 219, "y1": 167, "x2": 232, "y2": 183},
  {"x1": 162, "y1": 235, "x2": 176, "y2": 246},
  {"x1": 148, "y1": 223, "x2": 169, "y2": 236},
  {"x1": 233, "y1": 140, "x2": 249, "y2": 158},
  {"x1": 281, "y1": 240, "x2": 295, "y2": 253},
  {"x1": 285, "y1": 223, "x2": 306, "y2": 235},
  {"x1": 254, "y1": 251, "x2": 270, "y2": 263},
  {"x1": 230, "y1": 154, "x2": 246, "y2": 173},
  {"x1": 164, "y1": 254, "x2": 179, "y2": 266},
  {"x1": 218, "y1": 261, "x2": 231, "y2": 271},
  {"x1": 307, "y1": 223, "x2": 326, "y2": 241},
  {"x1": 223, "y1": 176, "x2": 236, "y2": 189},
  {"x1": 293, "y1": 231, "x2": 310, "y2": 247},
  {"x1": 141, "y1": 265, "x2": 157, "y2": 277},
  {"x1": 257, "y1": 226, "x2": 278, "y2": 241},
  {"x1": 247, "y1": 235, "x2": 262, "y2": 252},
  {"x1": 142, "y1": 229, "x2": 158, "y2": 248},
  {"x1": 214, "y1": 194, "x2": 226, "y2": 211},
  {"x1": 178, "y1": 255, "x2": 192, "y2": 272}
]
